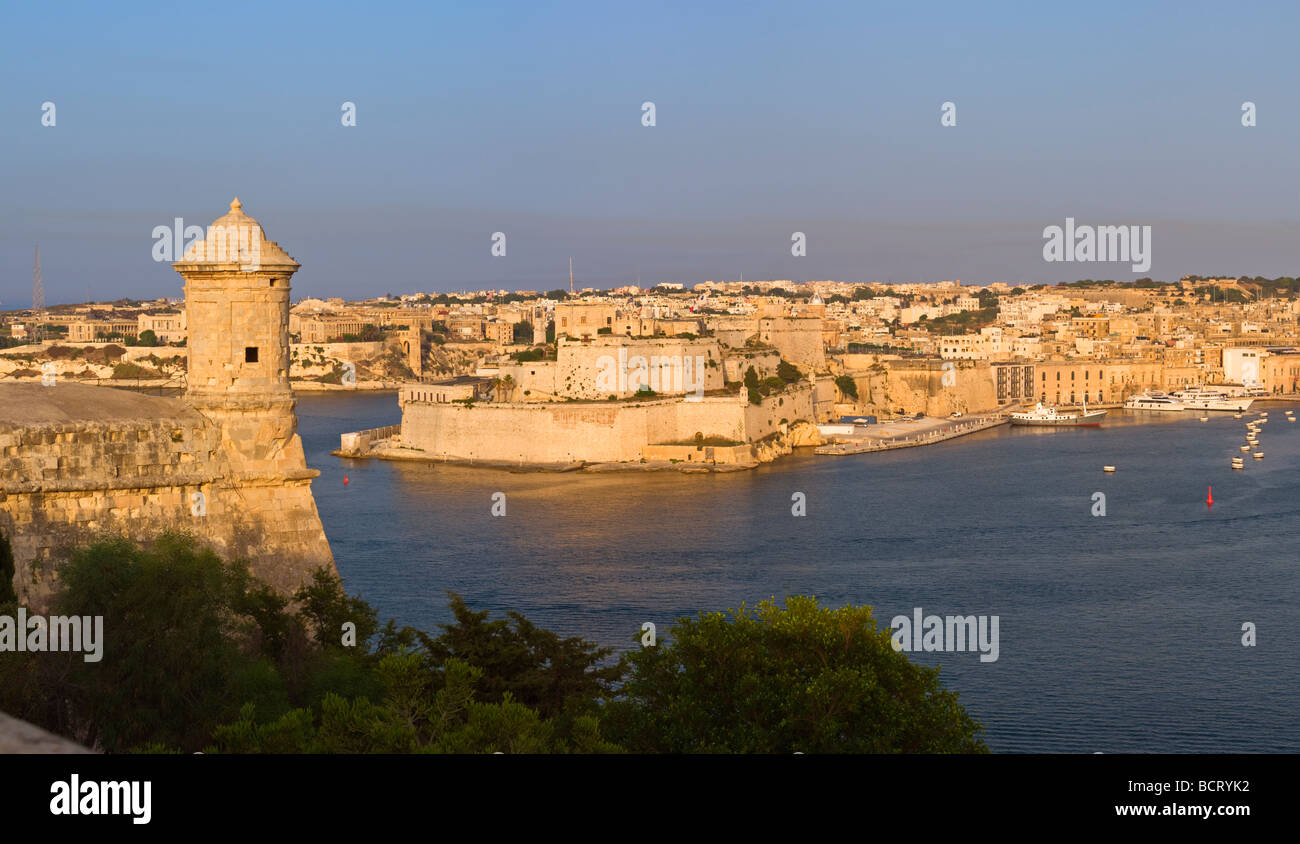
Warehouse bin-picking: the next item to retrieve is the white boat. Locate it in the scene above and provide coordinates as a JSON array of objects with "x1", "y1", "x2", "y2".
[
  {"x1": 1209, "y1": 384, "x2": 1269, "y2": 398},
  {"x1": 1169, "y1": 387, "x2": 1253, "y2": 412},
  {"x1": 1124, "y1": 393, "x2": 1185, "y2": 412},
  {"x1": 1011, "y1": 401, "x2": 1106, "y2": 427}
]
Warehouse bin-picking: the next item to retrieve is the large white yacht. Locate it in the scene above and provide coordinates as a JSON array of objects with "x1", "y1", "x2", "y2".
[
  {"x1": 1169, "y1": 387, "x2": 1253, "y2": 412},
  {"x1": 1124, "y1": 392, "x2": 1185, "y2": 412},
  {"x1": 1011, "y1": 401, "x2": 1107, "y2": 427}
]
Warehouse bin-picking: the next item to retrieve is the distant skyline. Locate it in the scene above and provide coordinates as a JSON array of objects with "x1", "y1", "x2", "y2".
[{"x1": 3, "y1": 0, "x2": 1297, "y2": 306}]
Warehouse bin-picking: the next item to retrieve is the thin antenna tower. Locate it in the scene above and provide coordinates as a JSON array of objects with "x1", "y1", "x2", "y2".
[
  {"x1": 569, "y1": 257, "x2": 574, "y2": 295},
  {"x1": 33, "y1": 245, "x2": 45, "y2": 339}
]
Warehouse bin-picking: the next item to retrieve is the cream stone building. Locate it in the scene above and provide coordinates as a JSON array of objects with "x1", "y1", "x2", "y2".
[
  {"x1": 497, "y1": 335, "x2": 724, "y2": 401},
  {"x1": 553, "y1": 303, "x2": 619, "y2": 339},
  {"x1": 137, "y1": 310, "x2": 186, "y2": 343}
]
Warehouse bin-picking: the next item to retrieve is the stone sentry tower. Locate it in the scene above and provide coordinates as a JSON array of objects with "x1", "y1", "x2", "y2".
[
  {"x1": 0, "y1": 199, "x2": 334, "y2": 608},
  {"x1": 172, "y1": 198, "x2": 335, "y2": 591}
]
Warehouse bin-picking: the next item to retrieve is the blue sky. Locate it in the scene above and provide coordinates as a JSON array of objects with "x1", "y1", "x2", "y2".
[{"x1": 2, "y1": 0, "x2": 1297, "y2": 305}]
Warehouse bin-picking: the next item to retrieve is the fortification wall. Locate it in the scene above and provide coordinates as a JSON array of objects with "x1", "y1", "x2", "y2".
[
  {"x1": 759, "y1": 317, "x2": 826, "y2": 371},
  {"x1": 554, "y1": 338, "x2": 725, "y2": 399},
  {"x1": 723, "y1": 350, "x2": 782, "y2": 382},
  {"x1": 706, "y1": 317, "x2": 759, "y2": 349},
  {"x1": 743, "y1": 382, "x2": 816, "y2": 439},
  {"x1": 0, "y1": 388, "x2": 334, "y2": 609},
  {"x1": 834, "y1": 360, "x2": 998, "y2": 415},
  {"x1": 399, "y1": 395, "x2": 756, "y2": 464}
]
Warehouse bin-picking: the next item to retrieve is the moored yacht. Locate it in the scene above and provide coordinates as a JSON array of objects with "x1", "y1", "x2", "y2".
[
  {"x1": 1169, "y1": 387, "x2": 1253, "y2": 412},
  {"x1": 1011, "y1": 400, "x2": 1107, "y2": 427},
  {"x1": 1124, "y1": 392, "x2": 1185, "y2": 411}
]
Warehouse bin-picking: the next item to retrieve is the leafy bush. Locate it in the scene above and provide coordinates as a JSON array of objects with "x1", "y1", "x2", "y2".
[
  {"x1": 111, "y1": 362, "x2": 159, "y2": 379},
  {"x1": 603, "y1": 596, "x2": 987, "y2": 753},
  {"x1": 0, "y1": 534, "x2": 987, "y2": 755}
]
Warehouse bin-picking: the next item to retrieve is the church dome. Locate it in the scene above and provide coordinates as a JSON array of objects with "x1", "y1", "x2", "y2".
[{"x1": 176, "y1": 197, "x2": 299, "y2": 269}]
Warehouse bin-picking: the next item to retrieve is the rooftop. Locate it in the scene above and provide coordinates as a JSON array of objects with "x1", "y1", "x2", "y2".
[{"x1": 0, "y1": 383, "x2": 197, "y2": 428}]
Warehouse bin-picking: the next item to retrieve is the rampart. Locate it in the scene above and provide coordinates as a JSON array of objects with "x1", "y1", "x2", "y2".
[
  {"x1": 397, "y1": 383, "x2": 815, "y2": 465},
  {"x1": 0, "y1": 383, "x2": 334, "y2": 609}
]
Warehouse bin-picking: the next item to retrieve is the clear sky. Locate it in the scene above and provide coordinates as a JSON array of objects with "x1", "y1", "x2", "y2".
[{"x1": 2, "y1": 0, "x2": 1297, "y2": 306}]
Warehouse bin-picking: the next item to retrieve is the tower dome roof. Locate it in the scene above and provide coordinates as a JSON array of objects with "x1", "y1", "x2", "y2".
[
  {"x1": 175, "y1": 198, "x2": 299, "y2": 270},
  {"x1": 209, "y1": 196, "x2": 255, "y2": 230}
]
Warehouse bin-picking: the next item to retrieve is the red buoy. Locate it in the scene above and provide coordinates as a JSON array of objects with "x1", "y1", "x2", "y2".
[
  {"x1": 1206, "y1": 485, "x2": 1213, "y2": 508},
  {"x1": 343, "y1": 476, "x2": 349, "y2": 485}
]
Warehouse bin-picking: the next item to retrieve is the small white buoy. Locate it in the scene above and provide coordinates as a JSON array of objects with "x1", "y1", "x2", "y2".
[
  {"x1": 1102, "y1": 465, "x2": 1116, "y2": 473},
  {"x1": 1233, "y1": 413, "x2": 1242, "y2": 419},
  {"x1": 1200, "y1": 416, "x2": 1209, "y2": 422}
]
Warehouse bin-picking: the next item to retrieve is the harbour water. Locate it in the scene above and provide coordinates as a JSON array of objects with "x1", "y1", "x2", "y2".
[{"x1": 298, "y1": 392, "x2": 1300, "y2": 753}]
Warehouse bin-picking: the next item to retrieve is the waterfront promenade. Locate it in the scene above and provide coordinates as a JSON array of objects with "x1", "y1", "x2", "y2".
[{"x1": 815, "y1": 410, "x2": 1011, "y2": 456}]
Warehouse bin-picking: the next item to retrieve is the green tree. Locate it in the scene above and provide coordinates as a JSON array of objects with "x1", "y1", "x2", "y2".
[
  {"x1": 776, "y1": 360, "x2": 801, "y2": 383},
  {"x1": 834, "y1": 374, "x2": 858, "y2": 401},
  {"x1": 603, "y1": 596, "x2": 988, "y2": 753},
  {"x1": 743, "y1": 366, "x2": 759, "y2": 389},
  {"x1": 46, "y1": 533, "x2": 295, "y2": 751},
  {"x1": 295, "y1": 567, "x2": 380, "y2": 652},
  {"x1": 209, "y1": 654, "x2": 620, "y2": 754},
  {"x1": 137, "y1": 329, "x2": 158, "y2": 346},
  {"x1": 421, "y1": 592, "x2": 621, "y2": 720}
]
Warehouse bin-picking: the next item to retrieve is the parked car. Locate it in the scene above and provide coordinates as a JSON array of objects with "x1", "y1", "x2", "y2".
[{"x1": 950, "y1": 411, "x2": 964, "y2": 419}]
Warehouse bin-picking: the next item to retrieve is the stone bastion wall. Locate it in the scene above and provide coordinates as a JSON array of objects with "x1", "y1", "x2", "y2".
[
  {"x1": 0, "y1": 385, "x2": 334, "y2": 609},
  {"x1": 397, "y1": 383, "x2": 816, "y2": 465}
]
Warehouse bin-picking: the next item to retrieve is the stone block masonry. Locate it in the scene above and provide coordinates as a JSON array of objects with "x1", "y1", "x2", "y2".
[
  {"x1": 395, "y1": 383, "x2": 815, "y2": 466},
  {"x1": 0, "y1": 383, "x2": 333, "y2": 609}
]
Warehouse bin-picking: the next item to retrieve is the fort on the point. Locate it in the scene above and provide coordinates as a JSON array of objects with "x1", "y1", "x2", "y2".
[{"x1": 0, "y1": 199, "x2": 335, "y2": 607}]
